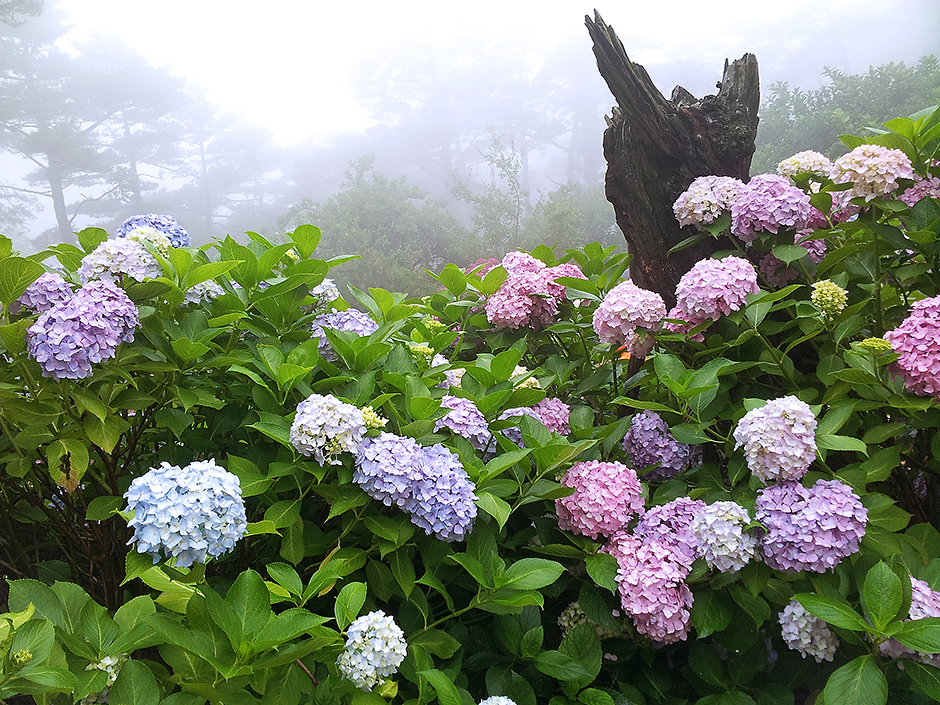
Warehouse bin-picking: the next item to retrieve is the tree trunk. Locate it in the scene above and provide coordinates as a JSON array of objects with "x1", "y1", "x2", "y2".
[{"x1": 585, "y1": 11, "x2": 760, "y2": 306}]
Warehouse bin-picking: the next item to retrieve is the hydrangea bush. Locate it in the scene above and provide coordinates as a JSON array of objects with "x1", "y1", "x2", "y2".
[{"x1": 0, "y1": 107, "x2": 939, "y2": 705}]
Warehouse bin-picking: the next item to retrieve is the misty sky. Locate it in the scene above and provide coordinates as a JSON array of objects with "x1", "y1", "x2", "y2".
[{"x1": 57, "y1": 0, "x2": 940, "y2": 146}]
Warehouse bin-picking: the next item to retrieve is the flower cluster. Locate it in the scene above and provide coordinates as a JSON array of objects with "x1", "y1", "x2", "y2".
[
  {"x1": 673, "y1": 175, "x2": 744, "y2": 227},
  {"x1": 883, "y1": 295, "x2": 940, "y2": 398},
  {"x1": 779, "y1": 600, "x2": 838, "y2": 662},
  {"x1": 622, "y1": 410, "x2": 697, "y2": 482},
  {"x1": 116, "y1": 214, "x2": 191, "y2": 248},
  {"x1": 730, "y1": 174, "x2": 812, "y2": 242},
  {"x1": 830, "y1": 144, "x2": 914, "y2": 201},
  {"x1": 811, "y1": 279, "x2": 848, "y2": 318},
  {"x1": 592, "y1": 281, "x2": 667, "y2": 349},
  {"x1": 556, "y1": 461, "x2": 643, "y2": 539},
  {"x1": 16, "y1": 272, "x2": 72, "y2": 313},
  {"x1": 310, "y1": 309, "x2": 379, "y2": 361},
  {"x1": 336, "y1": 611, "x2": 407, "y2": 691},
  {"x1": 777, "y1": 151, "x2": 833, "y2": 178},
  {"x1": 857, "y1": 337, "x2": 894, "y2": 355},
  {"x1": 184, "y1": 279, "x2": 225, "y2": 305},
  {"x1": 289, "y1": 393, "x2": 366, "y2": 464},
  {"x1": 608, "y1": 534, "x2": 693, "y2": 644},
  {"x1": 27, "y1": 280, "x2": 139, "y2": 380},
  {"x1": 497, "y1": 406, "x2": 541, "y2": 446},
  {"x1": 667, "y1": 256, "x2": 758, "y2": 334},
  {"x1": 355, "y1": 433, "x2": 423, "y2": 507},
  {"x1": 532, "y1": 397, "x2": 570, "y2": 435},
  {"x1": 511, "y1": 365, "x2": 541, "y2": 389},
  {"x1": 123, "y1": 225, "x2": 171, "y2": 256},
  {"x1": 733, "y1": 396, "x2": 817, "y2": 483},
  {"x1": 479, "y1": 698, "x2": 518, "y2": 705},
  {"x1": 310, "y1": 278, "x2": 341, "y2": 307},
  {"x1": 879, "y1": 577, "x2": 940, "y2": 667},
  {"x1": 634, "y1": 497, "x2": 705, "y2": 561},
  {"x1": 900, "y1": 174, "x2": 940, "y2": 207},
  {"x1": 485, "y1": 252, "x2": 584, "y2": 329},
  {"x1": 690, "y1": 501, "x2": 757, "y2": 573},
  {"x1": 124, "y1": 460, "x2": 247, "y2": 569},
  {"x1": 758, "y1": 253, "x2": 799, "y2": 289},
  {"x1": 434, "y1": 395, "x2": 492, "y2": 451},
  {"x1": 361, "y1": 406, "x2": 387, "y2": 429},
  {"x1": 756, "y1": 480, "x2": 867, "y2": 572},
  {"x1": 81, "y1": 653, "x2": 129, "y2": 705},
  {"x1": 796, "y1": 231, "x2": 828, "y2": 263},
  {"x1": 77, "y1": 238, "x2": 162, "y2": 284}
]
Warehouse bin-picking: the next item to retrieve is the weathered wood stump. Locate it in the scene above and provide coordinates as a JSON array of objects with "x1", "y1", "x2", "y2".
[{"x1": 585, "y1": 10, "x2": 760, "y2": 306}]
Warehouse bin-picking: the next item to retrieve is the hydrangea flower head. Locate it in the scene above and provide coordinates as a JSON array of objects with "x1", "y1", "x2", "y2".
[
  {"x1": 485, "y1": 269, "x2": 559, "y2": 329},
  {"x1": 407, "y1": 444, "x2": 478, "y2": 541},
  {"x1": 532, "y1": 397, "x2": 570, "y2": 434},
  {"x1": 434, "y1": 395, "x2": 492, "y2": 451},
  {"x1": 502, "y1": 251, "x2": 545, "y2": 273},
  {"x1": 478, "y1": 698, "x2": 518, "y2": 705},
  {"x1": 78, "y1": 238, "x2": 161, "y2": 284},
  {"x1": 336, "y1": 611, "x2": 407, "y2": 691},
  {"x1": 310, "y1": 309, "x2": 379, "y2": 361},
  {"x1": 796, "y1": 231, "x2": 827, "y2": 264},
  {"x1": 879, "y1": 577, "x2": 940, "y2": 667},
  {"x1": 593, "y1": 281, "x2": 667, "y2": 347},
  {"x1": 857, "y1": 337, "x2": 894, "y2": 355},
  {"x1": 674, "y1": 256, "x2": 759, "y2": 323},
  {"x1": 465, "y1": 257, "x2": 500, "y2": 277},
  {"x1": 759, "y1": 253, "x2": 799, "y2": 289},
  {"x1": 731, "y1": 174, "x2": 812, "y2": 242},
  {"x1": 673, "y1": 175, "x2": 744, "y2": 227},
  {"x1": 116, "y1": 214, "x2": 190, "y2": 248},
  {"x1": 756, "y1": 479, "x2": 867, "y2": 572},
  {"x1": 811, "y1": 280, "x2": 848, "y2": 318},
  {"x1": 634, "y1": 497, "x2": 706, "y2": 561},
  {"x1": 497, "y1": 406, "x2": 541, "y2": 446},
  {"x1": 361, "y1": 406, "x2": 387, "y2": 430},
  {"x1": 883, "y1": 295, "x2": 940, "y2": 398},
  {"x1": 184, "y1": 279, "x2": 224, "y2": 305},
  {"x1": 354, "y1": 433, "x2": 423, "y2": 507},
  {"x1": 27, "y1": 280, "x2": 139, "y2": 380},
  {"x1": 690, "y1": 501, "x2": 757, "y2": 572},
  {"x1": 779, "y1": 600, "x2": 838, "y2": 662},
  {"x1": 830, "y1": 145, "x2": 914, "y2": 201},
  {"x1": 289, "y1": 393, "x2": 366, "y2": 464},
  {"x1": 124, "y1": 459, "x2": 247, "y2": 568},
  {"x1": 623, "y1": 410, "x2": 698, "y2": 482},
  {"x1": 733, "y1": 396, "x2": 817, "y2": 483},
  {"x1": 16, "y1": 272, "x2": 73, "y2": 313},
  {"x1": 900, "y1": 174, "x2": 940, "y2": 207},
  {"x1": 556, "y1": 461, "x2": 643, "y2": 539},
  {"x1": 777, "y1": 151, "x2": 833, "y2": 178},
  {"x1": 124, "y1": 226, "x2": 171, "y2": 256}
]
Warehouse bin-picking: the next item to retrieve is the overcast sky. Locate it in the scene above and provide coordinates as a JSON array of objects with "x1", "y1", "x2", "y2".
[{"x1": 54, "y1": 0, "x2": 940, "y2": 146}]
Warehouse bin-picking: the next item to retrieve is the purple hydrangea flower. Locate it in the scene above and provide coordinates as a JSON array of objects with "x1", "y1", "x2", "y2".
[
  {"x1": 733, "y1": 396, "x2": 817, "y2": 483},
  {"x1": 532, "y1": 397, "x2": 570, "y2": 435},
  {"x1": 15, "y1": 272, "x2": 73, "y2": 313},
  {"x1": 497, "y1": 406, "x2": 541, "y2": 446},
  {"x1": 900, "y1": 174, "x2": 940, "y2": 207},
  {"x1": 407, "y1": 444, "x2": 478, "y2": 541},
  {"x1": 795, "y1": 231, "x2": 827, "y2": 264},
  {"x1": 731, "y1": 174, "x2": 812, "y2": 243},
  {"x1": 310, "y1": 309, "x2": 379, "y2": 362},
  {"x1": 779, "y1": 600, "x2": 838, "y2": 662},
  {"x1": 26, "y1": 280, "x2": 139, "y2": 380},
  {"x1": 434, "y1": 395, "x2": 492, "y2": 451},
  {"x1": 673, "y1": 175, "x2": 745, "y2": 227},
  {"x1": 634, "y1": 497, "x2": 706, "y2": 561},
  {"x1": 116, "y1": 214, "x2": 191, "y2": 248},
  {"x1": 556, "y1": 461, "x2": 643, "y2": 539},
  {"x1": 622, "y1": 410, "x2": 698, "y2": 482},
  {"x1": 690, "y1": 501, "x2": 757, "y2": 573},
  {"x1": 124, "y1": 459, "x2": 247, "y2": 569},
  {"x1": 755, "y1": 480, "x2": 867, "y2": 573},
  {"x1": 289, "y1": 393, "x2": 366, "y2": 464},
  {"x1": 830, "y1": 145, "x2": 914, "y2": 201},
  {"x1": 672, "y1": 256, "x2": 759, "y2": 326},
  {"x1": 593, "y1": 281, "x2": 667, "y2": 348},
  {"x1": 354, "y1": 433, "x2": 423, "y2": 507},
  {"x1": 879, "y1": 577, "x2": 940, "y2": 667},
  {"x1": 78, "y1": 238, "x2": 162, "y2": 284},
  {"x1": 884, "y1": 295, "x2": 940, "y2": 399},
  {"x1": 758, "y1": 253, "x2": 799, "y2": 289}
]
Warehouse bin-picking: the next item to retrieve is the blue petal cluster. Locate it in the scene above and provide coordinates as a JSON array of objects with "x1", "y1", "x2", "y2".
[
  {"x1": 355, "y1": 433, "x2": 422, "y2": 506},
  {"x1": 124, "y1": 459, "x2": 247, "y2": 569},
  {"x1": 27, "y1": 280, "x2": 139, "y2": 380},
  {"x1": 310, "y1": 309, "x2": 379, "y2": 361},
  {"x1": 622, "y1": 410, "x2": 698, "y2": 481},
  {"x1": 434, "y1": 395, "x2": 492, "y2": 450},
  {"x1": 116, "y1": 214, "x2": 191, "y2": 248}
]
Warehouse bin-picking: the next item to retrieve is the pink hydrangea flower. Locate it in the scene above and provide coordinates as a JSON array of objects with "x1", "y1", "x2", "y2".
[
  {"x1": 485, "y1": 253, "x2": 584, "y2": 330},
  {"x1": 532, "y1": 397, "x2": 570, "y2": 434},
  {"x1": 673, "y1": 256, "x2": 759, "y2": 324},
  {"x1": 830, "y1": 144, "x2": 914, "y2": 201},
  {"x1": 556, "y1": 461, "x2": 643, "y2": 539},
  {"x1": 795, "y1": 231, "x2": 827, "y2": 264},
  {"x1": 733, "y1": 396, "x2": 817, "y2": 483},
  {"x1": 779, "y1": 600, "x2": 838, "y2": 662},
  {"x1": 634, "y1": 497, "x2": 706, "y2": 561},
  {"x1": 673, "y1": 175, "x2": 744, "y2": 227},
  {"x1": 731, "y1": 174, "x2": 812, "y2": 242},
  {"x1": 758, "y1": 253, "x2": 799, "y2": 289},
  {"x1": 900, "y1": 174, "x2": 940, "y2": 207},
  {"x1": 592, "y1": 281, "x2": 666, "y2": 347},
  {"x1": 884, "y1": 295, "x2": 940, "y2": 399}
]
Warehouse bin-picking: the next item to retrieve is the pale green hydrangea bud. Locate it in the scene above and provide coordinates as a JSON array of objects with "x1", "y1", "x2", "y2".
[
  {"x1": 11, "y1": 649, "x2": 32, "y2": 667},
  {"x1": 811, "y1": 280, "x2": 847, "y2": 317},
  {"x1": 361, "y1": 406, "x2": 388, "y2": 430},
  {"x1": 857, "y1": 337, "x2": 893, "y2": 355}
]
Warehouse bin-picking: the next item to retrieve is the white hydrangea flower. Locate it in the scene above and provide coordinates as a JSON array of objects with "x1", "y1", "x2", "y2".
[
  {"x1": 779, "y1": 600, "x2": 838, "y2": 662},
  {"x1": 777, "y1": 151, "x2": 833, "y2": 178},
  {"x1": 733, "y1": 396, "x2": 817, "y2": 483},
  {"x1": 124, "y1": 226, "x2": 171, "y2": 256},
  {"x1": 78, "y1": 238, "x2": 162, "y2": 284},
  {"x1": 184, "y1": 279, "x2": 225, "y2": 305},
  {"x1": 691, "y1": 501, "x2": 758, "y2": 572},
  {"x1": 336, "y1": 611, "x2": 407, "y2": 691},
  {"x1": 289, "y1": 393, "x2": 366, "y2": 464},
  {"x1": 479, "y1": 698, "x2": 519, "y2": 705}
]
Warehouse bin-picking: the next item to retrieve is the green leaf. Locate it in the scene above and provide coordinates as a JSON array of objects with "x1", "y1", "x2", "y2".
[
  {"x1": 477, "y1": 491, "x2": 512, "y2": 530},
  {"x1": 335, "y1": 581, "x2": 367, "y2": 630},
  {"x1": 410, "y1": 629, "x2": 461, "y2": 659},
  {"x1": 816, "y1": 434, "x2": 868, "y2": 455},
  {"x1": 420, "y1": 669, "x2": 462, "y2": 705},
  {"x1": 533, "y1": 651, "x2": 593, "y2": 681},
  {"x1": 225, "y1": 569, "x2": 272, "y2": 641},
  {"x1": 85, "y1": 496, "x2": 124, "y2": 521},
  {"x1": 794, "y1": 593, "x2": 870, "y2": 632},
  {"x1": 691, "y1": 590, "x2": 733, "y2": 638},
  {"x1": 822, "y1": 655, "x2": 887, "y2": 705},
  {"x1": 904, "y1": 661, "x2": 940, "y2": 701},
  {"x1": 264, "y1": 499, "x2": 302, "y2": 529},
  {"x1": 584, "y1": 552, "x2": 618, "y2": 594},
  {"x1": 891, "y1": 618, "x2": 940, "y2": 654},
  {"x1": 501, "y1": 558, "x2": 565, "y2": 590},
  {"x1": 863, "y1": 562, "x2": 904, "y2": 631},
  {"x1": 10, "y1": 619, "x2": 55, "y2": 664},
  {"x1": 109, "y1": 660, "x2": 160, "y2": 705},
  {"x1": 0, "y1": 257, "x2": 45, "y2": 305}
]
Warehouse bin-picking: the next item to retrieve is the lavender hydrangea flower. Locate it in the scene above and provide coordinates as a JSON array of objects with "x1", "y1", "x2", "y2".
[
  {"x1": 731, "y1": 174, "x2": 812, "y2": 242},
  {"x1": 336, "y1": 611, "x2": 407, "y2": 691},
  {"x1": 407, "y1": 444, "x2": 478, "y2": 541},
  {"x1": 289, "y1": 393, "x2": 366, "y2": 464},
  {"x1": 27, "y1": 280, "x2": 139, "y2": 380},
  {"x1": 592, "y1": 281, "x2": 667, "y2": 348},
  {"x1": 532, "y1": 397, "x2": 570, "y2": 435},
  {"x1": 310, "y1": 309, "x2": 379, "y2": 362},
  {"x1": 779, "y1": 600, "x2": 838, "y2": 662},
  {"x1": 15, "y1": 272, "x2": 73, "y2": 313},
  {"x1": 116, "y1": 214, "x2": 190, "y2": 248},
  {"x1": 634, "y1": 497, "x2": 706, "y2": 561},
  {"x1": 879, "y1": 577, "x2": 940, "y2": 667},
  {"x1": 672, "y1": 256, "x2": 759, "y2": 326},
  {"x1": 184, "y1": 279, "x2": 224, "y2": 305},
  {"x1": 673, "y1": 175, "x2": 744, "y2": 227},
  {"x1": 755, "y1": 480, "x2": 867, "y2": 573},
  {"x1": 78, "y1": 238, "x2": 162, "y2": 284},
  {"x1": 354, "y1": 433, "x2": 423, "y2": 507},
  {"x1": 758, "y1": 253, "x2": 799, "y2": 289},
  {"x1": 497, "y1": 406, "x2": 541, "y2": 446},
  {"x1": 796, "y1": 231, "x2": 827, "y2": 264},
  {"x1": 310, "y1": 278, "x2": 341, "y2": 307},
  {"x1": 690, "y1": 501, "x2": 757, "y2": 573},
  {"x1": 556, "y1": 461, "x2": 643, "y2": 539},
  {"x1": 733, "y1": 396, "x2": 817, "y2": 483},
  {"x1": 830, "y1": 144, "x2": 914, "y2": 201},
  {"x1": 777, "y1": 151, "x2": 833, "y2": 178},
  {"x1": 623, "y1": 410, "x2": 698, "y2": 481},
  {"x1": 434, "y1": 395, "x2": 492, "y2": 451},
  {"x1": 884, "y1": 295, "x2": 940, "y2": 399},
  {"x1": 124, "y1": 459, "x2": 247, "y2": 569}
]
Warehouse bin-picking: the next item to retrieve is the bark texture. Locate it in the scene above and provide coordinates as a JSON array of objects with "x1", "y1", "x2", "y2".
[{"x1": 585, "y1": 11, "x2": 760, "y2": 306}]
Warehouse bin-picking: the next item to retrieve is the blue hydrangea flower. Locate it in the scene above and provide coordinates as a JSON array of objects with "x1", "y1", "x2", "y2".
[
  {"x1": 310, "y1": 309, "x2": 379, "y2": 362},
  {"x1": 116, "y1": 214, "x2": 191, "y2": 248},
  {"x1": 623, "y1": 410, "x2": 698, "y2": 481},
  {"x1": 26, "y1": 280, "x2": 139, "y2": 380},
  {"x1": 407, "y1": 444, "x2": 478, "y2": 542},
  {"x1": 434, "y1": 395, "x2": 492, "y2": 451},
  {"x1": 15, "y1": 272, "x2": 73, "y2": 313},
  {"x1": 354, "y1": 433, "x2": 423, "y2": 507},
  {"x1": 336, "y1": 611, "x2": 408, "y2": 691},
  {"x1": 124, "y1": 459, "x2": 247, "y2": 569},
  {"x1": 289, "y1": 393, "x2": 366, "y2": 464},
  {"x1": 78, "y1": 238, "x2": 162, "y2": 284}
]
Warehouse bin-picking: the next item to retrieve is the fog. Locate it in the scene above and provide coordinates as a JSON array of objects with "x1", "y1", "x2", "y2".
[{"x1": 1, "y1": 0, "x2": 938, "y2": 282}]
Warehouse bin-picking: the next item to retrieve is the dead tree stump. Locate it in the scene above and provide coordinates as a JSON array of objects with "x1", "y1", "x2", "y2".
[{"x1": 585, "y1": 11, "x2": 760, "y2": 306}]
